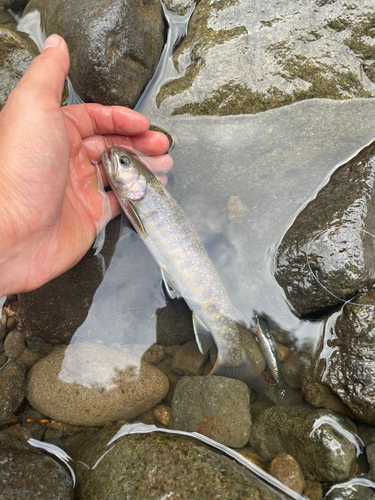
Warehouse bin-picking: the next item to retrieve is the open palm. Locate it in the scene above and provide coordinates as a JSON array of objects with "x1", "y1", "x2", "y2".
[{"x1": 0, "y1": 35, "x2": 171, "y2": 295}]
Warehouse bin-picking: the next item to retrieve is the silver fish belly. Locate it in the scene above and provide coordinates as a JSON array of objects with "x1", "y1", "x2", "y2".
[{"x1": 102, "y1": 147, "x2": 268, "y2": 392}]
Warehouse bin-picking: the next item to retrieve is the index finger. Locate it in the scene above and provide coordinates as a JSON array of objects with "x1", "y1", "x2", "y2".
[{"x1": 62, "y1": 103, "x2": 150, "y2": 139}]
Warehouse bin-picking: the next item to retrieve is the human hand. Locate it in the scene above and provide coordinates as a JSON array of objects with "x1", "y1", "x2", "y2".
[{"x1": 0, "y1": 34, "x2": 171, "y2": 296}]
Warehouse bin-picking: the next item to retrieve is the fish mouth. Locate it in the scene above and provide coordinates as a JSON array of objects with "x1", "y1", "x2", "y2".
[{"x1": 101, "y1": 150, "x2": 113, "y2": 176}]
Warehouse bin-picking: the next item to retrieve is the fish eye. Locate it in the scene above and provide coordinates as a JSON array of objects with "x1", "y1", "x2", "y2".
[{"x1": 119, "y1": 156, "x2": 130, "y2": 166}]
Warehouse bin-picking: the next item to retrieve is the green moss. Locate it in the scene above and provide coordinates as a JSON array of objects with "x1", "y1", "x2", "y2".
[{"x1": 344, "y1": 13, "x2": 375, "y2": 60}]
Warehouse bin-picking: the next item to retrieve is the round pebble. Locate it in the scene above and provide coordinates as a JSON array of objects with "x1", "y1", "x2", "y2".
[{"x1": 269, "y1": 453, "x2": 305, "y2": 494}]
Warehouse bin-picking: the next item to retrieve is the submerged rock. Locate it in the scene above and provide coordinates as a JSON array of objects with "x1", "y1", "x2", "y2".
[
  {"x1": 0, "y1": 27, "x2": 37, "y2": 111},
  {"x1": 169, "y1": 375, "x2": 251, "y2": 447},
  {"x1": 0, "y1": 360, "x2": 26, "y2": 425},
  {"x1": 302, "y1": 292, "x2": 375, "y2": 424},
  {"x1": 268, "y1": 453, "x2": 305, "y2": 495},
  {"x1": 26, "y1": 344, "x2": 169, "y2": 426},
  {"x1": 0, "y1": 431, "x2": 73, "y2": 500},
  {"x1": 65, "y1": 424, "x2": 280, "y2": 500},
  {"x1": 250, "y1": 405, "x2": 358, "y2": 482},
  {"x1": 157, "y1": 0, "x2": 375, "y2": 116},
  {"x1": 275, "y1": 141, "x2": 375, "y2": 317},
  {"x1": 23, "y1": 0, "x2": 165, "y2": 108}
]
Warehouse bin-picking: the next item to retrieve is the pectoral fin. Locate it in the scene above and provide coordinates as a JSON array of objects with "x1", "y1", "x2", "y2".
[
  {"x1": 192, "y1": 313, "x2": 214, "y2": 354},
  {"x1": 123, "y1": 200, "x2": 148, "y2": 237},
  {"x1": 161, "y1": 268, "x2": 182, "y2": 300}
]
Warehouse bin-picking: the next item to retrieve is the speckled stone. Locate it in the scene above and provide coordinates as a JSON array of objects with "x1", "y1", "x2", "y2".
[
  {"x1": 268, "y1": 453, "x2": 305, "y2": 494},
  {"x1": 26, "y1": 344, "x2": 169, "y2": 426},
  {"x1": 0, "y1": 360, "x2": 26, "y2": 425},
  {"x1": 65, "y1": 424, "x2": 280, "y2": 500},
  {"x1": 0, "y1": 27, "x2": 37, "y2": 111},
  {"x1": 250, "y1": 405, "x2": 358, "y2": 482},
  {"x1": 0, "y1": 431, "x2": 73, "y2": 500},
  {"x1": 171, "y1": 340, "x2": 208, "y2": 375},
  {"x1": 4, "y1": 330, "x2": 26, "y2": 358},
  {"x1": 170, "y1": 375, "x2": 251, "y2": 448}
]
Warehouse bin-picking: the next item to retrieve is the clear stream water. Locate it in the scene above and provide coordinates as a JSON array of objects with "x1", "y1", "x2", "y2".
[{"x1": 9, "y1": 3, "x2": 375, "y2": 498}]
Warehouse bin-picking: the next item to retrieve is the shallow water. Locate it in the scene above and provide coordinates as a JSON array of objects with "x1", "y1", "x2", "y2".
[{"x1": 11, "y1": 4, "x2": 375, "y2": 498}]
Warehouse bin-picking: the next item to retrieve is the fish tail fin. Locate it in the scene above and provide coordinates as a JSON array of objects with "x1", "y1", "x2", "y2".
[{"x1": 209, "y1": 354, "x2": 269, "y2": 393}]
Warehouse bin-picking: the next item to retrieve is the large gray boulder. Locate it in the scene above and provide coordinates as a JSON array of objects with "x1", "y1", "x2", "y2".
[{"x1": 157, "y1": 0, "x2": 375, "y2": 116}]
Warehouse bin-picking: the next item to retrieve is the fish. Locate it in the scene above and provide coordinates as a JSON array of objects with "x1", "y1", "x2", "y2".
[
  {"x1": 102, "y1": 147, "x2": 268, "y2": 392},
  {"x1": 255, "y1": 314, "x2": 285, "y2": 396}
]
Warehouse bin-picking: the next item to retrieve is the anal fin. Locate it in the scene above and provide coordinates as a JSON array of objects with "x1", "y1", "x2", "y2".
[{"x1": 193, "y1": 313, "x2": 214, "y2": 354}]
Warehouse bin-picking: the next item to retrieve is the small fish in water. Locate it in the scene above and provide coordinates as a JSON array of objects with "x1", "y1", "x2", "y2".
[
  {"x1": 255, "y1": 314, "x2": 285, "y2": 396},
  {"x1": 102, "y1": 147, "x2": 268, "y2": 392}
]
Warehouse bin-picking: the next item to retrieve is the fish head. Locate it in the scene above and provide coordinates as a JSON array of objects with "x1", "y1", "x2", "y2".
[{"x1": 102, "y1": 147, "x2": 147, "y2": 201}]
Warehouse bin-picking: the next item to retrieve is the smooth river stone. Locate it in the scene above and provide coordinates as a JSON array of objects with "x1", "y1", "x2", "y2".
[{"x1": 26, "y1": 344, "x2": 169, "y2": 426}]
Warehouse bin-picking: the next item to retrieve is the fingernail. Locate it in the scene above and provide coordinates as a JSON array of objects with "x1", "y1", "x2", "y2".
[{"x1": 42, "y1": 34, "x2": 61, "y2": 51}]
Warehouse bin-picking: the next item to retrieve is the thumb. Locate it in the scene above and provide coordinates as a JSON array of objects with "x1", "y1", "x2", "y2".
[{"x1": 16, "y1": 34, "x2": 70, "y2": 108}]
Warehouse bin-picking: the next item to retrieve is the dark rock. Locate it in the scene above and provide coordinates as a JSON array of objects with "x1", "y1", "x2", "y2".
[
  {"x1": 170, "y1": 375, "x2": 251, "y2": 447},
  {"x1": 367, "y1": 442, "x2": 375, "y2": 479},
  {"x1": 0, "y1": 0, "x2": 29, "y2": 8},
  {"x1": 0, "y1": 360, "x2": 26, "y2": 425},
  {"x1": 0, "y1": 431, "x2": 73, "y2": 500},
  {"x1": 325, "y1": 484, "x2": 375, "y2": 500},
  {"x1": 157, "y1": 0, "x2": 375, "y2": 117},
  {"x1": 281, "y1": 350, "x2": 307, "y2": 389},
  {"x1": 268, "y1": 453, "x2": 305, "y2": 495},
  {"x1": 18, "y1": 218, "x2": 121, "y2": 344},
  {"x1": 302, "y1": 292, "x2": 375, "y2": 424},
  {"x1": 156, "y1": 299, "x2": 195, "y2": 345},
  {"x1": 358, "y1": 423, "x2": 375, "y2": 447},
  {"x1": 164, "y1": 0, "x2": 197, "y2": 16},
  {"x1": 0, "y1": 27, "x2": 37, "y2": 111},
  {"x1": 250, "y1": 405, "x2": 358, "y2": 482},
  {"x1": 23, "y1": 0, "x2": 165, "y2": 108},
  {"x1": 65, "y1": 424, "x2": 280, "y2": 500},
  {"x1": 275, "y1": 141, "x2": 375, "y2": 317},
  {"x1": 0, "y1": 8, "x2": 17, "y2": 30}
]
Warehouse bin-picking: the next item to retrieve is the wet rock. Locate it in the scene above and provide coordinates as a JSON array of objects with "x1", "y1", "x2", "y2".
[
  {"x1": 3, "y1": 425, "x2": 32, "y2": 442},
  {"x1": 250, "y1": 405, "x2": 358, "y2": 482},
  {"x1": 17, "y1": 346, "x2": 46, "y2": 371},
  {"x1": 358, "y1": 424, "x2": 375, "y2": 447},
  {"x1": 23, "y1": 0, "x2": 165, "y2": 108},
  {"x1": 302, "y1": 293, "x2": 375, "y2": 424},
  {"x1": 4, "y1": 329, "x2": 26, "y2": 358},
  {"x1": 0, "y1": 431, "x2": 73, "y2": 500},
  {"x1": 26, "y1": 343, "x2": 169, "y2": 426},
  {"x1": 171, "y1": 339, "x2": 208, "y2": 375},
  {"x1": 303, "y1": 480, "x2": 323, "y2": 500},
  {"x1": 367, "y1": 442, "x2": 375, "y2": 479},
  {"x1": 65, "y1": 424, "x2": 279, "y2": 500},
  {"x1": 164, "y1": 0, "x2": 197, "y2": 16},
  {"x1": 325, "y1": 484, "x2": 375, "y2": 500},
  {"x1": 275, "y1": 142, "x2": 375, "y2": 317},
  {"x1": 281, "y1": 350, "x2": 306, "y2": 389},
  {"x1": 0, "y1": 27, "x2": 37, "y2": 111},
  {"x1": 18, "y1": 218, "x2": 121, "y2": 344},
  {"x1": 156, "y1": 299, "x2": 195, "y2": 345},
  {"x1": 157, "y1": 0, "x2": 375, "y2": 117},
  {"x1": 170, "y1": 375, "x2": 251, "y2": 447},
  {"x1": 0, "y1": 360, "x2": 26, "y2": 425},
  {"x1": 269, "y1": 453, "x2": 305, "y2": 495}
]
